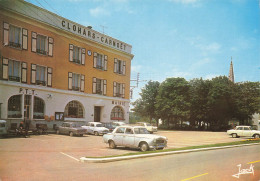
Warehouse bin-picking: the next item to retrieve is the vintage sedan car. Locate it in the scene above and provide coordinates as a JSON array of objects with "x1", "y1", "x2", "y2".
[
  {"x1": 227, "y1": 126, "x2": 260, "y2": 138},
  {"x1": 112, "y1": 121, "x2": 126, "y2": 127},
  {"x1": 136, "y1": 122, "x2": 157, "y2": 133},
  {"x1": 103, "y1": 125, "x2": 167, "y2": 152},
  {"x1": 56, "y1": 122, "x2": 86, "y2": 136},
  {"x1": 82, "y1": 122, "x2": 109, "y2": 136},
  {"x1": 101, "y1": 122, "x2": 116, "y2": 132}
]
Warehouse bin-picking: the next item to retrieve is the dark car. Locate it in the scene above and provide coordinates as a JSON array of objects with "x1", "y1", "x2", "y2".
[
  {"x1": 57, "y1": 122, "x2": 86, "y2": 136},
  {"x1": 101, "y1": 122, "x2": 116, "y2": 132}
]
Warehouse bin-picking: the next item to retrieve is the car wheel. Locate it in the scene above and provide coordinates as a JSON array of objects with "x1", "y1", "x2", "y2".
[
  {"x1": 254, "y1": 134, "x2": 260, "y2": 139},
  {"x1": 56, "y1": 130, "x2": 60, "y2": 134},
  {"x1": 94, "y1": 131, "x2": 99, "y2": 136},
  {"x1": 109, "y1": 140, "x2": 116, "y2": 149},
  {"x1": 232, "y1": 133, "x2": 237, "y2": 138},
  {"x1": 69, "y1": 132, "x2": 74, "y2": 137},
  {"x1": 140, "y1": 142, "x2": 149, "y2": 152}
]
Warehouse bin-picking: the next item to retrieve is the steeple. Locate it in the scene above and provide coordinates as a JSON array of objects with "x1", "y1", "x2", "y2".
[{"x1": 228, "y1": 57, "x2": 234, "y2": 83}]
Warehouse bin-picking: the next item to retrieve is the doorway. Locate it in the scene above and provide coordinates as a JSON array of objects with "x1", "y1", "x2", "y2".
[
  {"x1": 24, "y1": 95, "x2": 31, "y2": 119},
  {"x1": 94, "y1": 106, "x2": 101, "y2": 122}
]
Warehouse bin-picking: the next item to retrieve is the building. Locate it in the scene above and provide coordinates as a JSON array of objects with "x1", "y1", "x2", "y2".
[{"x1": 0, "y1": 0, "x2": 134, "y2": 129}]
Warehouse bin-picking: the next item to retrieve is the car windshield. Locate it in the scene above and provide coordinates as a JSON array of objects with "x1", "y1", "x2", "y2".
[
  {"x1": 134, "y1": 128, "x2": 149, "y2": 134},
  {"x1": 146, "y1": 123, "x2": 152, "y2": 126}
]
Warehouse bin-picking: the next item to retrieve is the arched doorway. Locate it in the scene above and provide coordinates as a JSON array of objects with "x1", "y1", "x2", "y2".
[
  {"x1": 64, "y1": 100, "x2": 84, "y2": 118},
  {"x1": 110, "y1": 106, "x2": 124, "y2": 121}
]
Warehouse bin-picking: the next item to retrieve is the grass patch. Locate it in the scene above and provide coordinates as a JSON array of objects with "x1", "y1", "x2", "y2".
[{"x1": 85, "y1": 139, "x2": 260, "y2": 159}]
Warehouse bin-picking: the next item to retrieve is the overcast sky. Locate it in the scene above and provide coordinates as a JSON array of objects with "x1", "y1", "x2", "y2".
[{"x1": 26, "y1": 0, "x2": 260, "y2": 101}]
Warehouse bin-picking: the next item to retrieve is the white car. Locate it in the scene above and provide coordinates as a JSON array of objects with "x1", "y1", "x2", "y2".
[
  {"x1": 227, "y1": 126, "x2": 260, "y2": 138},
  {"x1": 112, "y1": 121, "x2": 126, "y2": 127},
  {"x1": 82, "y1": 122, "x2": 109, "y2": 136},
  {"x1": 136, "y1": 122, "x2": 157, "y2": 133},
  {"x1": 103, "y1": 125, "x2": 167, "y2": 152}
]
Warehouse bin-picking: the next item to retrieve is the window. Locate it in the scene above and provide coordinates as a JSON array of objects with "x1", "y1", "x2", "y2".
[
  {"x1": 31, "y1": 64, "x2": 52, "y2": 86},
  {"x1": 68, "y1": 72, "x2": 85, "y2": 92},
  {"x1": 92, "y1": 78, "x2": 107, "y2": 95},
  {"x1": 113, "y1": 82, "x2": 125, "y2": 98},
  {"x1": 125, "y1": 128, "x2": 133, "y2": 134},
  {"x1": 8, "y1": 95, "x2": 22, "y2": 118},
  {"x1": 55, "y1": 112, "x2": 64, "y2": 121},
  {"x1": 31, "y1": 32, "x2": 53, "y2": 56},
  {"x1": 36, "y1": 65, "x2": 46, "y2": 86},
  {"x1": 110, "y1": 106, "x2": 124, "y2": 120},
  {"x1": 8, "y1": 60, "x2": 21, "y2": 82},
  {"x1": 64, "y1": 101, "x2": 84, "y2": 118},
  {"x1": 3, "y1": 22, "x2": 28, "y2": 50},
  {"x1": 115, "y1": 127, "x2": 125, "y2": 133},
  {"x1": 33, "y1": 97, "x2": 44, "y2": 119},
  {"x1": 93, "y1": 52, "x2": 107, "y2": 71},
  {"x1": 72, "y1": 73, "x2": 80, "y2": 91},
  {"x1": 69, "y1": 44, "x2": 85, "y2": 65},
  {"x1": 9, "y1": 25, "x2": 21, "y2": 48},
  {"x1": 114, "y1": 58, "x2": 126, "y2": 75},
  {"x1": 36, "y1": 34, "x2": 47, "y2": 55}
]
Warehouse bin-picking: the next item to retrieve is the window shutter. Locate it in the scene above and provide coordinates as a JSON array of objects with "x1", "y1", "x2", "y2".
[
  {"x1": 92, "y1": 77, "x2": 96, "y2": 94},
  {"x1": 80, "y1": 75, "x2": 85, "y2": 92},
  {"x1": 69, "y1": 44, "x2": 73, "y2": 62},
  {"x1": 113, "y1": 82, "x2": 117, "y2": 97},
  {"x1": 93, "y1": 52, "x2": 97, "y2": 68},
  {"x1": 31, "y1": 64, "x2": 36, "y2": 84},
  {"x1": 123, "y1": 61, "x2": 126, "y2": 75},
  {"x1": 120, "y1": 83, "x2": 123, "y2": 97},
  {"x1": 122, "y1": 83, "x2": 125, "y2": 98},
  {"x1": 31, "y1": 32, "x2": 37, "y2": 52},
  {"x1": 21, "y1": 62, "x2": 27, "y2": 83},
  {"x1": 104, "y1": 55, "x2": 108, "y2": 71},
  {"x1": 114, "y1": 58, "x2": 118, "y2": 73},
  {"x1": 2, "y1": 58, "x2": 9, "y2": 80},
  {"x1": 3, "y1": 22, "x2": 9, "y2": 46},
  {"x1": 68, "y1": 72, "x2": 72, "y2": 90},
  {"x1": 103, "y1": 79, "x2": 107, "y2": 95},
  {"x1": 22, "y1": 29, "x2": 28, "y2": 50},
  {"x1": 48, "y1": 37, "x2": 53, "y2": 56},
  {"x1": 81, "y1": 48, "x2": 85, "y2": 65},
  {"x1": 47, "y1": 67, "x2": 52, "y2": 87}
]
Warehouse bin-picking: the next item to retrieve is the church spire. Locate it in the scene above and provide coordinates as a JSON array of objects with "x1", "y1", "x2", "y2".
[{"x1": 228, "y1": 57, "x2": 234, "y2": 83}]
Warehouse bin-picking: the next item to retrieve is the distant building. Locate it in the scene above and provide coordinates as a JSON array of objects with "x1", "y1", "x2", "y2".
[{"x1": 0, "y1": 0, "x2": 134, "y2": 129}]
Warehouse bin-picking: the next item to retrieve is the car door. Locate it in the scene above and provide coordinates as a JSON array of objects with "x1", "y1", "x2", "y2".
[
  {"x1": 113, "y1": 127, "x2": 125, "y2": 146},
  {"x1": 122, "y1": 128, "x2": 135, "y2": 147},
  {"x1": 89, "y1": 123, "x2": 95, "y2": 134},
  {"x1": 64, "y1": 123, "x2": 70, "y2": 135},
  {"x1": 59, "y1": 123, "x2": 67, "y2": 134},
  {"x1": 243, "y1": 127, "x2": 252, "y2": 137},
  {"x1": 236, "y1": 127, "x2": 243, "y2": 136}
]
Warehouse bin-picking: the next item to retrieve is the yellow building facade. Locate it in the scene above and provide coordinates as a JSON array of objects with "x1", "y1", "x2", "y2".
[{"x1": 0, "y1": 0, "x2": 134, "y2": 128}]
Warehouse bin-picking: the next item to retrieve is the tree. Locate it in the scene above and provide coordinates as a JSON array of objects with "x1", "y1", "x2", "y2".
[
  {"x1": 233, "y1": 81, "x2": 260, "y2": 125},
  {"x1": 189, "y1": 78, "x2": 211, "y2": 129},
  {"x1": 207, "y1": 76, "x2": 235, "y2": 129},
  {"x1": 132, "y1": 81, "x2": 160, "y2": 125},
  {"x1": 155, "y1": 77, "x2": 190, "y2": 128}
]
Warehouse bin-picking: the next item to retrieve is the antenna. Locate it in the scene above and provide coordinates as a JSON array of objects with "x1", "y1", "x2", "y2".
[{"x1": 100, "y1": 25, "x2": 108, "y2": 34}]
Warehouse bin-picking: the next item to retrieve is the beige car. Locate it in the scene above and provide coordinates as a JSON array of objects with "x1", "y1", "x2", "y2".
[{"x1": 136, "y1": 122, "x2": 157, "y2": 134}]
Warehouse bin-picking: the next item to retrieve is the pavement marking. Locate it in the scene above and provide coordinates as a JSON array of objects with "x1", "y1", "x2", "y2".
[
  {"x1": 247, "y1": 160, "x2": 260, "y2": 164},
  {"x1": 60, "y1": 152, "x2": 80, "y2": 162},
  {"x1": 181, "y1": 173, "x2": 208, "y2": 181}
]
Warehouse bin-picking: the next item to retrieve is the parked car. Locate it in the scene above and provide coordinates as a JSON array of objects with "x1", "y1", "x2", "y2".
[
  {"x1": 112, "y1": 121, "x2": 126, "y2": 127},
  {"x1": 56, "y1": 122, "x2": 86, "y2": 136},
  {"x1": 227, "y1": 125, "x2": 260, "y2": 138},
  {"x1": 136, "y1": 122, "x2": 157, "y2": 133},
  {"x1": 101, "y1": 122, "x2": 116, "y2": 132},
  {"x1": 103, "y1": 125, "x2": 167, "y2": 152},
  {"x1": 82, "y1": 122, "x2": 109, "y2": 136}
]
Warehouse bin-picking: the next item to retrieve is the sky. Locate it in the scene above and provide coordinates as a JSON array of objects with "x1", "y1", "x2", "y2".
[{"x1": 26, "y1": 0, "x2": 260, "y2": 102}]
